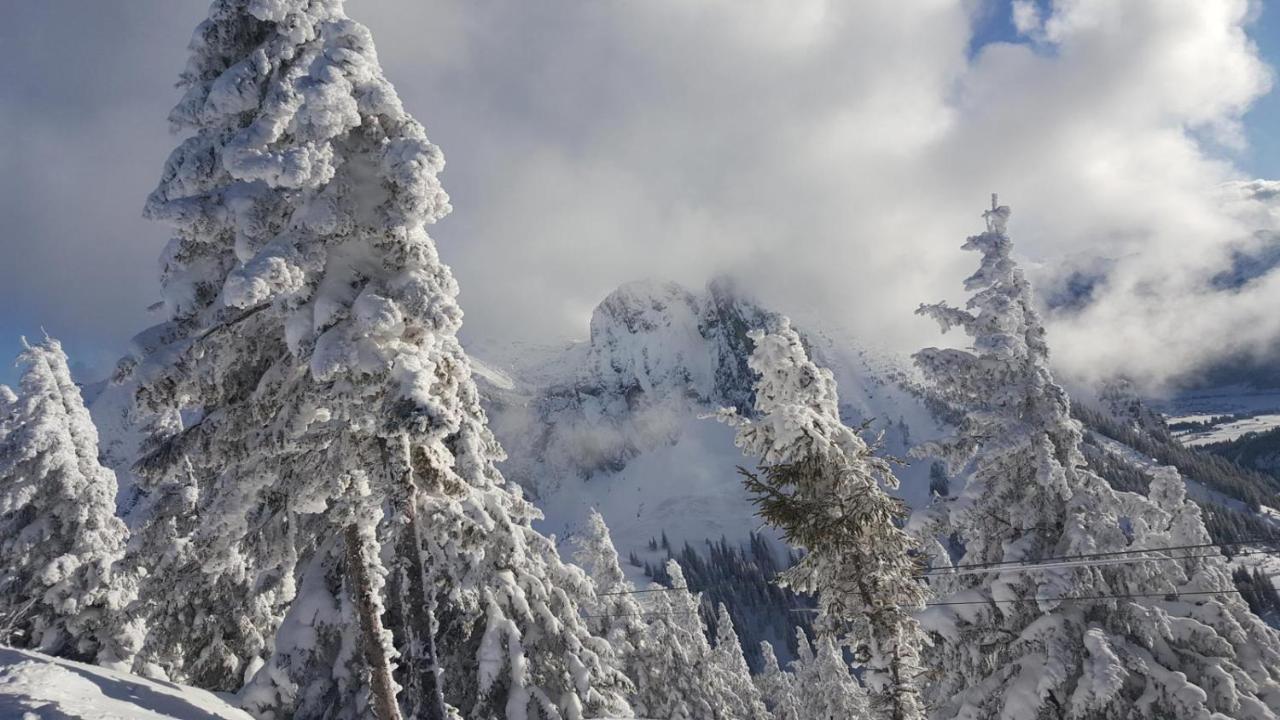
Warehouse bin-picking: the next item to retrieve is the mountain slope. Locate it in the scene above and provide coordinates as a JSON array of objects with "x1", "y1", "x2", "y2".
[{"x1": 473, "y1": 277, "x2": 949, "y2": 557}]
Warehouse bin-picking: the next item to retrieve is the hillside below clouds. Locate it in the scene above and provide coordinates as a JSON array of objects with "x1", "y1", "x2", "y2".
[
  {"x1": 469, "y1": 277, "x2": 949, "y2": 557},
  {"x1": 471, "y1": 277, "x2": 1280, "y2": 561},
  {"x1": 86, "y1": 273, "x2": 1280, "y2": 564}
]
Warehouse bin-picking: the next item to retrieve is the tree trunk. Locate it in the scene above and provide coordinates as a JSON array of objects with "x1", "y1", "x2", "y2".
[
  {"x1": 854, "y1": 571, "x2": 923, "y2": 720},
  {"x1": 395, "y1": 501, "x2": 450, "y2": 720},
  {"x1": 382, "y1": 438, "x2": 450, "y2": 720},
  {"x1": 345, "y1": 523, "x2": 404, "y2": 720}
]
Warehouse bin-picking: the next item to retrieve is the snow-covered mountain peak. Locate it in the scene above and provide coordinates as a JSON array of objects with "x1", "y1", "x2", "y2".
[
  {"x1": 474, "y1": 277, "x2": 947, "y2": 556},
  {"x1": 582, "y1": 277, "x2": 779, "y2": 414},
  {"x1": 578, "y1": 274, "x2": 778, "y2": 415},
  {"x1": 587, "y1": 279, "x2": 715, "y2": 405}
]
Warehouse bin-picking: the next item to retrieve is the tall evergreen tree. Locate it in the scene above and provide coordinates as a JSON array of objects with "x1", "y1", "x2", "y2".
[
  {"x1": 789, "y1": 627, "x2": 868, "y2": 720},
  {"x1": 710, "y1": 603, "x2": 772, "y2": 720},
  {"x1": 0, "y1": 338, "x2": 130, "y2": 660},
  {"x1": 0, "y1": 384, "x2": 16, "y2": 430},
  {"x1": 717, "y1": 319, "x2": 926, "y2": 720},
  {"x1": 624, "y1": 560, "x2": 759, "y2": 720},
  {"x1": 572, "y1": 510, "x2": 648, "y2": 692},
  {"x1": 756, "y1": 641, "x2": 802, "y2": 720},
  {"x1": 115, "y1": 2, "x2": 629, "y2": 717},
  {"x1": 914, "y1": 196, "x2": 1280, "y2": 719}
]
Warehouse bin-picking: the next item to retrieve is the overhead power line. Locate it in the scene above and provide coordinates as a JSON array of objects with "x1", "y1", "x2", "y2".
[
  {"x1": 917, "y1": 587, "x2": 1249, "y2": 608},
  {"x1": 583, "y1": 586, "x2": 1254, "y2": 621},
  {"x1": 594, "y1": 541, "x2": 1280, "y2": 598},
  {"x1": 920, "y1": 547, "x2": 1278, "y2": 578},
  {"x1": 921, "y1": 538, "x2": 1279, "y2": 575}
]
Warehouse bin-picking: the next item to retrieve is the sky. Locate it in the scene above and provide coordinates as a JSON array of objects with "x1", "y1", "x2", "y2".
[{"x1": 2, "y1": 0, "x2": 1280, "y2": 393}]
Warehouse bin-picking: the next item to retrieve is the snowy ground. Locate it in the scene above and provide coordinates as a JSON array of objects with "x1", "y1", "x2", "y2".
[
  {"x1": 1156, "y1": 385, "x2": 1280, "y2": 447},
  {"x1": 1170, "y1": 413, "x2": 1280, "y2": 447},
  {"x1": 0, "y1": 646, "x2": 250, "y2": 719},
  {"x1": 0, "y1": 647, "x2": 642, "y2": 720}
]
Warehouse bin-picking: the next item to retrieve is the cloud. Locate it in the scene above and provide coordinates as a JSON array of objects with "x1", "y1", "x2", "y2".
[
  {"x1": 0, "y1": 3, "x2": 198, "y2": 380},
  {"x1": 0, "y1": 0, "x2": 1276, "y2": 392}
]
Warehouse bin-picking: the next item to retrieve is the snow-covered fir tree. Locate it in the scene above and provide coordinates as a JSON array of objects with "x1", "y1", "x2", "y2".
[
  {"x1": 0, "y1": 384, "x2": 17, "y2": 433},
  {"x1": 789, "y1": 627, "x2": 868, "y2": 720},
  {"x1": 572, "y1": 510, "x2": 649, "y2": 692},
  {"x1": 756, "y1": 641, "x2": 802, "y2": 720},
  {"x1": 0, "y1": 338, "x2": 130, "y2": 661},
  {"x1": 913, "y1": 196, "x2": 1280, "y2": 719},
  {"x1": 116, "y1": 1, "x2": 630, "y2": 717},
  {"x1": 710, "y1": 603, "x2": 771, "y2": 720},
  {"x1": 717, "y1": 319, "x2": 926, "y2": 720},
  {"x1": 625, "y1": 560, "x2": 760, "y2": 720},
  {"x1": 1111, "y1": 465, "x2": 1280, "y2": 717}
]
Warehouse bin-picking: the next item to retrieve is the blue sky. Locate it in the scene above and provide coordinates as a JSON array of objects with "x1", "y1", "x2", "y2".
[
  {"x1": 3, "y1": 0, "x2": 1280, "y2": 391},
  {"x1": 1244, "y1": 4, "x2": 1280, "y2": 179},
  {"x1": 967, "y1": 0, "x2": 1280, "y2": 179}
]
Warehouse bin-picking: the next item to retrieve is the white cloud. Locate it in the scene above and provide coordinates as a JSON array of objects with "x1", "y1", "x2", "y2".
[{"x1": 1, "y1": 0, "x2": 1276, "y2": 392}]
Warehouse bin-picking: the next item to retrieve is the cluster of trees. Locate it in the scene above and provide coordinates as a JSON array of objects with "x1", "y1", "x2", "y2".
[
  {"x1": 1201, "y1": 424, "x2": 1280, "y2": 480},
  {"x1": 4, "y1": 2, "x2": 1280, "y2": 719},
  {"x1": 1167, "y1": 415, "x2": 1236, "y2": 434},
  {"x1": 639, "y1": 533, "x2": 813, "y2": 673},
  {"x1": 1, "y1": 0, "x2": 633, "y2": 716},
  {"x1": 1075, "y1": 398, "x2": 1280, "y2": 511},
  {"x1": 1235, "y1": 566, "x2": 1280, "y2": 622},
  {"x1": 910, "y1": 198, "x2": 1280, "y2": 718}
]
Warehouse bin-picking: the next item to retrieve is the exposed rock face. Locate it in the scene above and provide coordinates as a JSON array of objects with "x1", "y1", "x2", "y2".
[
  {"x1": 584, "y1": 277, "x2": 780, "y2": 416},
  {"x1": 1099, "y1": 378, "x2": 1172, "y2": 440},
  {"x1": 501, "y1": 278, "x2": 785, "y2": 488}
]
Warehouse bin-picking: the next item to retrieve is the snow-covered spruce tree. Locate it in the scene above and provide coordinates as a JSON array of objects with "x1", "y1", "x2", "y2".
[
  {"x1": 572, "y1": 510, "x2": 650, "y2": 696},
  {"x1": 0, "y1": 338, "x2": 130, "y2": 660},
  {"x1": 710, "y1": 603, "x2": 771, "y2": 720},
  {"x1": 789, "y1": 627, "x2": 868, "y2": 720},
  {"x1": 914, "y1": 196, "x2": 1280, "y2": 719},
  {"x1": 756, "y1": 641, "x2": 802, "y2": 720},
  {"x1": 716, "y1": 319, "x2": 925, "y2": 720},
  {"x1": 122, "y1": 2, "x2": 629, "y2": 717},
  {"x1": 625, "y1": 560, "x2": 758, "y2": 720},
  {"x1": 1112, "y1": 465, "x2": 1280, "y2": 715},
  {"x1": 0, "y1": 384, "x2": 16, "y2": 433}
]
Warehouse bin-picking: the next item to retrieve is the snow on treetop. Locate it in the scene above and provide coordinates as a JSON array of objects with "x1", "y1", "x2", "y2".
[
  {"x1": 719, "y1": 319, "x2": 878, "y2": 472},
  {"x1": 983, "y1": 192, "x2": 1010, "y2": 234}
]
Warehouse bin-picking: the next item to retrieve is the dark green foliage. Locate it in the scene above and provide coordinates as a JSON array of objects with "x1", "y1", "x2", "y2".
[
  {"x1": 928, "y1": 461, "x2": 950, "y2": 499},
  {"x1": 1234, "y1": 566, "x2": 1280, "y2": 624},
  {"x1": 1201, "y1": 425, "x2": 1280, "y2": 479},
  {"x1": 1168, "y1": 415, "x2": 1237, "y2": 433},
  {"x1": 1081, "y1": 441, "x2": 1151, "y2": 494},
  {"x1": 1199, "y1": 502, "x2": 1280, "y2": 546}
]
